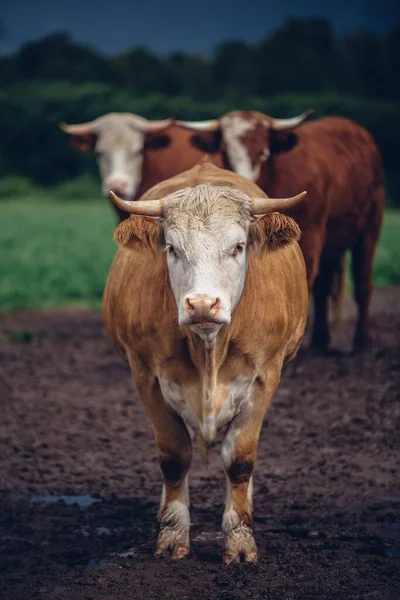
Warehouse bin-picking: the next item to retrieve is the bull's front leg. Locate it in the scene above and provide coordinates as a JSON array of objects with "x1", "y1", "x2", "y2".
[
  {"x1": 221, "y1": 373, "x2": 279, "y2": 564},
  {"x1": 155, "y1": 419, "x2": 192, "y2": 560},
  {"x1": 134, "y1": 374, "x2": 193, "y2": 559}
]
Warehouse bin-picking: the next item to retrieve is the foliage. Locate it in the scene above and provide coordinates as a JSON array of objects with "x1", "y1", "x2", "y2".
[
  {"x1": 1, "y1": 21, "x2": 399, "y2": 99},
  {"x1": 0, "y1": 84, "x2": 399, "y2": 203},
  {"x1": 0, "y1": 199, "x2": 398, "y2": 312}
]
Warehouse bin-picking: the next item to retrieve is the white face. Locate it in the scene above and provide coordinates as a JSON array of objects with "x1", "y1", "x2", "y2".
[
  {"x1": 95, "y1": 120, "x2": 145, "y2": 200},
  {"x1": 163, "y1": 209, "x2": 249, "y2": 346},
  {"x1": 220, "y1": 115, "x2": 269, "y2": 182}
]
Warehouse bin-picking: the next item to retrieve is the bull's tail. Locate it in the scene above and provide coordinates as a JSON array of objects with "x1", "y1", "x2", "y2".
[{"x1": 330, "y1": 254, "x2": 348, "y2": 330}]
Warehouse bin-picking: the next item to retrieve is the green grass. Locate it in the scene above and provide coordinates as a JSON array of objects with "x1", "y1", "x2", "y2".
[
  {"x1": 0, "y1": 199, "x2": 399, "y2": 312},
  {"x1": 0, "y1": 197, "x2": 116, "y2": 311}
]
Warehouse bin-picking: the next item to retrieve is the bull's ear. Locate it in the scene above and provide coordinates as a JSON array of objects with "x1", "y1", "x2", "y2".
[
  {"x1": 269, "y1": 130, "x2": 298, "y2": 155},
  {"x1": 68, "y1": 133, "x2": 96, "y2": 153},
  {"x1": 114, "y1": 216, "x2": 164, "y2": 252},
  {"x1": 249, "y1": 213, "x2": 301, "y2": 254}
]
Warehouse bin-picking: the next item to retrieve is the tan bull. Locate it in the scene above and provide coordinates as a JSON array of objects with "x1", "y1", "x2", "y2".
[{"x1": 103, "y1": 161, "x2": 308, "y2": 563}]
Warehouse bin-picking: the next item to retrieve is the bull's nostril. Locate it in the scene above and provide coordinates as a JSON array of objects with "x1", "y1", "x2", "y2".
[
  {"x1": 184, "y1": 298, "x2": 194, "y2": 313},
  {"x1": 210, "y1": 297, "x2": 220, "y2": 312}
]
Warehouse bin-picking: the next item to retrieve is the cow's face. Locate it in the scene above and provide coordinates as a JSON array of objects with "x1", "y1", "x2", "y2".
[
  {"x1": 219, "y1": 113, "x2": 271, "y2": 182},
  {"x1": 163, "y1": 186, "x2": 252, "y2": 345},
  {"x1": 61, "y1": 114, "x2": 173, "y2": 200},
  {"x1": 177, "y1": 110, "x2": 312, "y2": 183},
  {"x1": 113, "y1": 179, "x2": 303, "y2": 347},
  {"x1": 94, "y1": 119, "x2": 145, "y2": 200}
]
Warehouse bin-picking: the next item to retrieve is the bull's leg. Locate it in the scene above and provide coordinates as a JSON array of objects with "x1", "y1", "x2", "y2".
[
  {"x1": 132, "y1": 375, "x2": 193, "y2": 559},
  {"x1": 154, "y1": 413, "x2": 193, "y2": 559},
  {"x1": 220, "y1": 374, "x2": 278, "y2": 564},
  {"x1": 351, "y1": 231, "x2": 379, "y2": 351},
  {"x1": 310, "y1": 253, "x2": 343, "y2": 352}
]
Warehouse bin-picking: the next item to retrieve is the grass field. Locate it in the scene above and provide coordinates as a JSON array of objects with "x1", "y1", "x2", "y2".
[{"x1": 0, "y1": 197, "x2": 399, "y2": 312}]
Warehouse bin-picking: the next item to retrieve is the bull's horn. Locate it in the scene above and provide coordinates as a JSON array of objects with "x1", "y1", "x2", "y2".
[
  {"x1": 177, "y1": 119, "x2": 220, "y2": 131},
  {"x1": 251, "y1": 191, "x2": 307, "y2": 214},
  {"x1": 143, "y1": 118, "x2": 175, "y2": 132},
  {"x1": 109, "y1": 191, "x2": 163, "y2": 217},
  {"x1": 59, "y1": 121, "x2": 96, "y2": 135},
  {"x1": 271, "y1": 109, "x2": 314, "y2": 131}
]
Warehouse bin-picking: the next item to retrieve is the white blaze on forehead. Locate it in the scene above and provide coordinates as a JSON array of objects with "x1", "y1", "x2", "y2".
[{"x1": 220, "y1": 116, "x2": 269, "y2": 182}]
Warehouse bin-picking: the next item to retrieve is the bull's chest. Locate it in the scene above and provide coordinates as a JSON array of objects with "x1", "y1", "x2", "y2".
[{"x1": 158, "y1": 375, "x2": 254, "y2": 436}]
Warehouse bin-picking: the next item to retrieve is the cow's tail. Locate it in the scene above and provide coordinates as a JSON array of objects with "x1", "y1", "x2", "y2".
[{"x1": 330, "y1": 254, "x2": 348, "y2": 330}]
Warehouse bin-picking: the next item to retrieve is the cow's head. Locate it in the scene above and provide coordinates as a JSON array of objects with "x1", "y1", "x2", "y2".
[
  {"x1": 111, "y1": 183, "x2": 305, "y2": 346},
  {"x1": 60, "y1": 113, "x2": 174, "y2": 199},
  {"x1": 177, "y1": 110, "x2": 313, "y2": 182}
]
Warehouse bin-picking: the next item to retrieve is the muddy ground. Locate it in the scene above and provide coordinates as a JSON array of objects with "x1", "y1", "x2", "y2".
[{"x1": 0, "y1": 288, "x2": 399, "y2": 600}]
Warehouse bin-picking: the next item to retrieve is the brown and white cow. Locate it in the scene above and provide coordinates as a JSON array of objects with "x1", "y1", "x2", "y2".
[
  {"x1": 60, "y1": 113, "x2": 176, "y2": 220},
  {"x1": 178, "y1": 112, "x2": 385, "y2": 351},
  {"x1": 103, "y1": 160, "x2": 308, "y2": 563}
]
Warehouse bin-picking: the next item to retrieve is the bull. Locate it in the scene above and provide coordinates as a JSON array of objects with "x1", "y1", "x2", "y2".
[
  {"x1": 178, "y1": 112, "x2": 385, "y2": 352},
  {"x1": 103, "y1": 160, "x2": 308, "y2": 563}
]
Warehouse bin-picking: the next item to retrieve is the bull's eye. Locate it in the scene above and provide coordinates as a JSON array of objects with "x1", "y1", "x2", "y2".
[
  {"x1": 165, "y1": 244, "x2": 178, "y2": 258},
  {"x1": 233, "y1": 243, "x2": 245, "y2": 256}
]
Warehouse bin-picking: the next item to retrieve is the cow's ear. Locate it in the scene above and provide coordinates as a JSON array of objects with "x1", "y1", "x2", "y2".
[
  {"x1": 269, "y1": 130, "x2": 298, "y2": 155},
  {"x1": 190, "y1": 130, "x2": 223, "y2": 154},
  {"x1": 249, "y1": 213, "x2": 301, "y2": 254},
  {"x1": 68, "y1": 133, "x2": 97, "y2": 154},
  {"x1": 114, "y1": 216, "x2": 164, "y2": 252}
]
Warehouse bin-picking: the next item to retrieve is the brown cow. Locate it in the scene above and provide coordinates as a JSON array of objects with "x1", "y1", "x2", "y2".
[
  {"x1": 60, "y1": 113, "x2": 226, "y2": 221},
  {"x1": 103, "y1": 160, "x2": 308, "y2": 563},
  {"x1": 178, "y1": 113, "x2": 385, "y2": 351}
]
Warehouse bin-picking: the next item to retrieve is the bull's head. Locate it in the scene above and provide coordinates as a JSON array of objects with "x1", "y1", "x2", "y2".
[
  {"x1": 177, "y1": 110, "x2": 313, "y2": 182},
  {"x1": 110, "y1": 183, "x2": 306, "y2": 346},
  {"x1": 60, "y1": 113, "x2": 174, "y2": 200}
]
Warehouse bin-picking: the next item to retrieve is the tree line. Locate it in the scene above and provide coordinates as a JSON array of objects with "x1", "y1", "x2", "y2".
[{"x1": 1, "y1": 18, "x2": 399, "y2": 100}]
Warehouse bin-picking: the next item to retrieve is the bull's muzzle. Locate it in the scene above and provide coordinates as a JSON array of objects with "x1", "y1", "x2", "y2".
[{"x1": 183, "y1": 295, "x2": 222, "y2": 328}]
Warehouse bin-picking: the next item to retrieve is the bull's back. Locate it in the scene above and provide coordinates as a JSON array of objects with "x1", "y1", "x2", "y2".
[{"x1": 268, "y1": 117, "x2": 384, "y2": 249}]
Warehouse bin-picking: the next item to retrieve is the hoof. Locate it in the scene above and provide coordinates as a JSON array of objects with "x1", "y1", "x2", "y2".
[
  {"x1": 223, "y1": 522, "x2": 257, "y2": 565},
  {"x1": 155, "y1": 524, "x2": 190, "y2": 560}
]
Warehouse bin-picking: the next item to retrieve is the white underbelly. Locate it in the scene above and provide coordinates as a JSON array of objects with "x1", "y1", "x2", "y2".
[{"x1": 159, "y1": 376, "x2": 254, "y2": 436}]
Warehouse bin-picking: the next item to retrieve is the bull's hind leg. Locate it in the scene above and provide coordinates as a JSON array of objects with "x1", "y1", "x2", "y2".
[
  {"x1": 134, "y1": 376, "x2": 193, "y2": 559},
  {"x1": 310, "y1": 253, "x2": 344, "y2": 352},
  {"x1": 221, "y1": 371, "x2": 279, "y2": 564},
  {"x1": 351, "y1": 224, "x2": 381, "y2": 351}
]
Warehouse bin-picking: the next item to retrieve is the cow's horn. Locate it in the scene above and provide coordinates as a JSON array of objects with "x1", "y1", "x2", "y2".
[
  {"x1": 59, "y1": 121, "x2": 96, "y2": 135},
  {"x1": 251, "y1": 191, "x2": 307, "y2": 215},
  {"x1": 144, "y1": 118, "x2": 175, "y2": 132},
  {"x1": 177, "y1": 119, "x2": 220, "y2": 131},
  {"x1": 271, "y1": 109, "x2": 314, "y2": 131},
  {"x1": 109, "y1": 192, "x2": 163, "y2": 217}
]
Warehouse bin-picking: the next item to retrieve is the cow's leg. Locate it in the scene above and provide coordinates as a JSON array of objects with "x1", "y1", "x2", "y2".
[
  {"x1": 220, "y1": 373, "x2": 279, "y2": 564},
  {"x1": 298, "y1": 227, "x2": 325, "y2": 291},
  {"x1": 154, "y1": 412, "x2": 193, "y2": 559},
  {"x1": 132, "y1": 374, "x2": 193, "y2": 560},
  {"x1": 310, "y1": 253, "x2": 343, "y2": 352},
  {"x1": 351, "y1": 231, "x2": 379, "y2": 350}
]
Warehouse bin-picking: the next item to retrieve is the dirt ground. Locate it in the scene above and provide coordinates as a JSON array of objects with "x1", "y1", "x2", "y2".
[{"x1": 0, "y1": 288, "x2": 399, "y2": 600}]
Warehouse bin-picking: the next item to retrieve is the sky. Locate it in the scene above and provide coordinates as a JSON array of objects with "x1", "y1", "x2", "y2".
[{"x1": 1, "y1": 0, "x2": 398, "y2": 56}]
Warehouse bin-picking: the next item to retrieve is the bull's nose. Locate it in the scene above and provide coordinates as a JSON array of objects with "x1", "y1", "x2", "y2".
[
  {"x1": 184, "y1": 295, "x2": 221, "y2": 320},
  {"x1": 106, "y1": 179, "x2": 128, "y2": 194}
]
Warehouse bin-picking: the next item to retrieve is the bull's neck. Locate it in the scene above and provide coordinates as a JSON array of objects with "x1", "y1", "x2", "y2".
[{"x1": 184, "y1": 329, "x2": 229, "y2": 443}]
